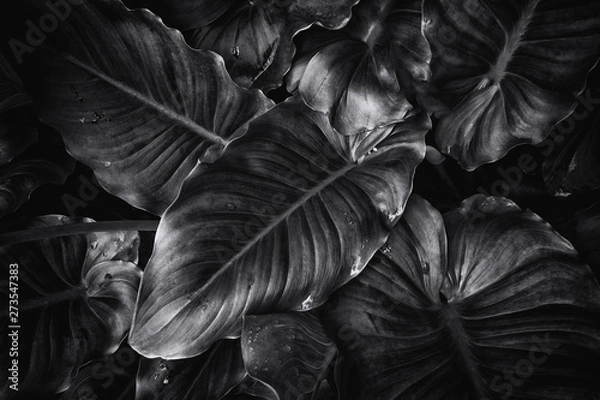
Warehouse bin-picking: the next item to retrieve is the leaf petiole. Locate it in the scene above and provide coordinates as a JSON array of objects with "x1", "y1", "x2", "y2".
[{"x1": 0, "y1": 220, "x2": 159, "y2": 246}]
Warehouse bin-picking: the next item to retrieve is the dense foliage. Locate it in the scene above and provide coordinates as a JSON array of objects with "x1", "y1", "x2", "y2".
[{"x1": 1, "y1": 0, "x2": 600, "y2": 399}]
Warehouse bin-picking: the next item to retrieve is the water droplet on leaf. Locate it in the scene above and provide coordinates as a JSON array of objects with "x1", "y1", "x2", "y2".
[
  {"x1": 104, "y1": 161, "x2": 111, "y2": 168},
  {"x1": 350, "y1": 257, "x2": 362, "y2": 276},
  {"x1": 301, "y1": 294, "x2": 314, "y2": 310},
  {"x1": 90, "y1": 241, "x2": 98, "y2": 250},
  {"x1": 381, "y1": 244, "x2": 392, "y2": 254}
]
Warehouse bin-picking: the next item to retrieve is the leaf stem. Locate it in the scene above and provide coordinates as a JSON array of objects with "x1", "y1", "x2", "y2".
[{"x1": 0, "y1": 220, "x2": 159, "y2": 246}]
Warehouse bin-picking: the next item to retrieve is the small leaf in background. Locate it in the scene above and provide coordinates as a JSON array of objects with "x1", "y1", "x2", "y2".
[
  {"x1": 0, "y1": 52, "x2": 31, "y2": 114},
  {"x1": 129, "y1": 98, "x2": 430, "y2": 359},
  {"x1": 288, "y1": 0, "x2": 431, "y2": 135},
  {"x1": 60, "y1": 342, "x2": 139, "y2": 400},
  {"x1": 323, "y1": 195, "x2": 600, "y2": 399},
  {"x1": 574, "y1": 203, "x2": 600, "y2": 280},
  {"x1": 0, "y1": 135, "x2": 75, "y2": 218},
  {"x1": 10, "y1": 0, "x2": 272, "y2": 215},
  {"x1": 0, "y1": 51, "x2": 74, "y2": 218},
  {"x1": 421, "y1": 0, "x2": 600, "y2": 169},
  {"x1": 125, "y1": 0, "x2": 358, "y2": 90},
  {"x1": 241, "y1": 312, "x2": 337, "y2": 400},
  {"x1": 0, "y1": 216, "x2": 142, "y2": 397},
  {"x1": 136, "y1": 339, "x2": 245, "y2": 400},
  {"x1": 0, "y1": 123, "x2": 37, "y2": 166},
  {"x1": 542, "y1": 65, "x2": 600, "y2": 194}
]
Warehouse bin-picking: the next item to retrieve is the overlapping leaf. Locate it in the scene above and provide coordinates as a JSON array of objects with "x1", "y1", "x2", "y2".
[
  {"x1": 60, "y1": 343, "x2": 139, "y2": 400},
  {"x1": 421, "y1": 0, "x2": 600, "y2": 169},
  {"x1": 136, "y1": 340, "x2": 246, "y2": 400},
  {"x1": 0, "y1": 52, "x2": 73, "y2": 218},
  {"x1": 574, "y1": 203, "x2": 600, "y2": 280},
  {"x1": 0, "y1": 135, "x2": 75, "y2": 218},
  {"x1": 13, "y1": 0, "x2": 272, "y2": 215},
  {"x1": 129, "y1": 98, "x2": 430, "y2": 359},
  {"x1": 125, "y1": 0, "x2": 358, "y2": 90},
  {"x1": 542, "y1": 65, "x2": 600, "y2": 193},
  {"x1": 322, "y1": 195, "x2": 600, "y2": 399},
  {"x1": 0, "y1": 216, "x2": 142, "y2": 396},
  {"x1": 242, "y1": 312, "x2": 337, "y2": 400},
  {"x1": 288, "y1": 0, "x2": 431, "y2": 135}
]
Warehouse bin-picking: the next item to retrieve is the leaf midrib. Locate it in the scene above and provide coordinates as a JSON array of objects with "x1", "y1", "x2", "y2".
[
  {"x1": 221, "y1": 162, "x2": 358, "y2": 271},
  {"x1": 488, "y1": 0, "x2": 540, "y2": 83},
  {"x1": 440, "y1": 303, "x2": 486, "y2": 398},
  {"x1": 1, "y1": 286, "x2": 87, "y2": 317},
  {"x1": 63, "y1": 55, "x2": 228, "y2": 147},
  {"x1": 191, "y1": 159, "x2": 359, "y2": 300}
]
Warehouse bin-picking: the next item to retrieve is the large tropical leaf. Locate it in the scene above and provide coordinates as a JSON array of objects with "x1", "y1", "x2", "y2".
[
  {"x1": 421, "y1": 0, "x2": 600, "y2": 169},
  {"x1": 136, "y1": 339, "x2": 246, "y2": 400},
  {"x1": 9, "y1": 0, "x2": 272, "y2": 215},
  {"x1": 129, "y1": 98, "x2": 430, "y2": 359},
  {"x1": 125, "y1": 0, "x2": 358, "y2": 90},
  {"x1": 241, "y1": 312, "x2": 337, "y2": 400},
  {"x1": 288, "y1": 0, "x2": 431, "y2": 135},
  {"x1": 0, "y1": 216, "x2": 142, "y2": 396},
  {"x1": 322, "y1": 195, "x2": 600, "y2": 399}
]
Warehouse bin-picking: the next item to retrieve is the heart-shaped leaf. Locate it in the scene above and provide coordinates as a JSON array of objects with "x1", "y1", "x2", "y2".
[
  {"x1": 12, "y1": 0, "x2": 272, "y2": 215},
  {"x1": 322, "y1": 195, "x2": 600, "y2": 399},
  {"x1": 129, "y1": 98, "x2": 430, "y2": 359},
  {"x1": 0, "y1": 216, "x2": 142, "y2": 396},
  {"x1": 242, "y1": 312, "x2": 337, "y2": 400},
  {"x1": 126, "y1": 0, "x2": 358, "y2": 90},
  {"x1": 421, "y1": 0, "x2": 600, "y2": 169},
  {"x1": 136, "y1": 340, "x2": 246, "y2": 400},
  {"x1": 288, "y1": 0, "x2": 431, "y2": 135}
]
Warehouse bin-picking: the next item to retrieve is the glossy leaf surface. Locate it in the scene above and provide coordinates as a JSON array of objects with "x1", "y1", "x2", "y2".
[
  {"x1": 136, "y1": 340, "x2": 245, "y2": 400},
  {"x1": 0, "y1": 216, "x2": 142, "y2": 396},
  {"x1": 129, "y1": 99, "x2": 430, "y2": 358},
  {"x1": 323, "y1": 195, "x2": 600, "y2": 399},
  {"x1": 126, "y1": 0, "x2": 358, "y2": 90},
  {"x1": 289, "y1": 0, "x2": 431, "y2": 135},
  {"x1": 421, "y1": 0, "x2": 600, "y2": 169},
  {"x1": 16, "y1": 0, "x2": 272, "y2": 215},
  {"x1": 242, "y1": 312, "x2": 336, "y2": 400}
]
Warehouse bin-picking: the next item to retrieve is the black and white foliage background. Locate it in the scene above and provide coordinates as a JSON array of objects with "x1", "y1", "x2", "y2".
[{"x1": 1, "y1": 0, "x2": 600, "y2": 399}]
